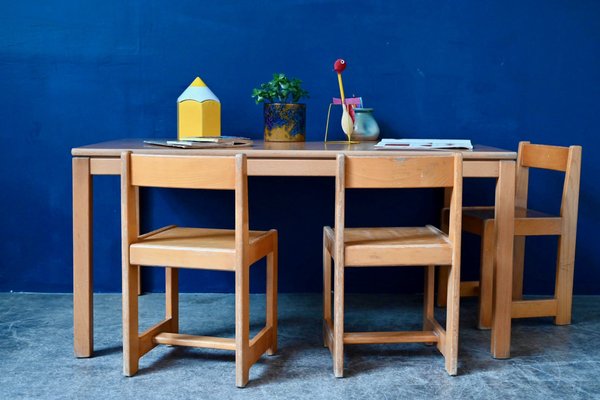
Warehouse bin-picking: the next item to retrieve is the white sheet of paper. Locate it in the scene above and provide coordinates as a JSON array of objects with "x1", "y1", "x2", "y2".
[{"x1": 374, "y1": 139, "x2": 473, "y2": 150}]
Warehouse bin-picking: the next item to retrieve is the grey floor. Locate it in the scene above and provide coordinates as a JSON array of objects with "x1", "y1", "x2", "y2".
[{"x1": 1, "y1": 293, "x2": 599, "y2": 399}]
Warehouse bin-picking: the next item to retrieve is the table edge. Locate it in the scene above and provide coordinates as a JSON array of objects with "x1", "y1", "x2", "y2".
[{"x1": 72, "y1": 147, "x2": 517, "y2": 160}]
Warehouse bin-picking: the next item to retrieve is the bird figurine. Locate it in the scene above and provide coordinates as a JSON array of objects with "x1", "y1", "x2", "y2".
[{"x1": 333, "y1": 58, "x2": 354, "y2": 142}]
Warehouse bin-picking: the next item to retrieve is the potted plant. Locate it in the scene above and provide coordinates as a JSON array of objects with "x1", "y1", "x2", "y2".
[{"x1": 252, "y1": 73, "x2": 309, "y2": 142}]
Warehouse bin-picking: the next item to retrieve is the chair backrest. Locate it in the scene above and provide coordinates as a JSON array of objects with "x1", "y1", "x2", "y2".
[
  {"x1": 515, "y1": 142, "x2": 582, "y2": 219},
  {"x1": 334, "y1": 154, "x2": 463, "y2": 260},
  {"x1": 129, "y1": 154, "x2": 238, "y2": 190},
  {"x1": 344, "y1": 155, "x2": 458, "y2": 189},
  {"x1": 121, "y1": 152, "x2": 249, "y2": 263}
]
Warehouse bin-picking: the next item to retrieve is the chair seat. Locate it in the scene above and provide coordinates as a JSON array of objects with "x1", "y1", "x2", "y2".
[
  {"x1": 324, "y1": 226, "x2": 453, "y2": 267},
  {"x1": 130, "y1": 226, "x2": 276, "y2": 270},
  {"x1": 462, "y1": 206, "x2": 554, "y2": 221},
  {"x1": 441, "y1": 206, "x2": 562, "y2": 236}
]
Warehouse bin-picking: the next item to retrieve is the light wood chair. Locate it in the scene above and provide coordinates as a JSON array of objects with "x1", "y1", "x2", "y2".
[
  {"x1": 437, "y1": 142, "x2": 582, "y2": 329},
  {"x1": 121, "y1": 152, "x2": 278, "y2": 388},
  {"x1": 323, "y1": 154, "x2": 463, "y2": 377}
]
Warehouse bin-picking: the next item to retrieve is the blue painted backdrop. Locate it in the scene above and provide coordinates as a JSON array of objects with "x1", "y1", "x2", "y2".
[{"x1": 1, "y1": 1, "x2": 598, "y2": 294}]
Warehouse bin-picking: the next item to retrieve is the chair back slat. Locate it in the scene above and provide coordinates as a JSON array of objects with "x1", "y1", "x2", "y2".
[
  {"x1": 130, "y1": 154, "x2": 236, "y2": 190},
  {"x1": 345, "y1": 155, "x2": 457, "y2": 188},
  {"x1": 520, "y1": 143, "x2": 570, "y2": 172}
]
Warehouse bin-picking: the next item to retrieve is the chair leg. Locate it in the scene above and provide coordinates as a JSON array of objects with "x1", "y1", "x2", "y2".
[
  {"x1": 437, "y1": 267, "x2": 449, "y2": 307},
  {"x1": 445, "y1": 263, "x2": 460, "y2": 376},
  {"x1": 478, "y1": 222, "x2": 495, "y2": 330},
  {"x1": 333, "y1": 259, "x2": 344, "y2": 378},
  {"x1": 512, "y1": 236, "x2": 526, "y2": 300},
  {"x1": 555, "y1": 234, "x2": 576, "y2": 325},
  {"x1": 437, "y1": 211, "x2": 450, "y2": 307},
  {"x1": 235, "y1": 264, "x2": 250, "y2": 388},
  {"x1": 423, "y1": 265, "x2": 435, "y2": 345},
  {"x1": 123, "y1": 264, "x2": 140, "y2": 376},
  {"x1": 266, "y1": 236, "x2": 278, "y2": 355},
  {"x1": 423, "y1": 265, "x2": 435, "y2": 329},
  {"x1": 166, "y1": 267, "x2": 179, "y2": 333},
  {"x1": 323, "y1": 238, "x2": 332, "y2": 347}
]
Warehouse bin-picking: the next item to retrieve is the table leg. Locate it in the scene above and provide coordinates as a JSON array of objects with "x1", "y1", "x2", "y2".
[
  {"x1": 491, "y1": 160, "x2": 515, "y2": 359},
  {"x1": 73, "y1": 157, "x2": 93, "y2": 357}
]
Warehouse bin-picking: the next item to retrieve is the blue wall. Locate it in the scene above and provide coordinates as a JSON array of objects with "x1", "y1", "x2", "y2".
[{"x1": 1, "y1": 1, "x2": 599, "y2": 294}]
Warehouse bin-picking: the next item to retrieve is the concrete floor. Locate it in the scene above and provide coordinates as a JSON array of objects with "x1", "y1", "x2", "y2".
[{"x1": 1, "y1": 293, "x2": 599, "y2": 399}]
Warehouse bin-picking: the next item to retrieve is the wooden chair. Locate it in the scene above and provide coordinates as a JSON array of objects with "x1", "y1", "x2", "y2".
[
  {"x1": 323, "y1": 154, "x2": 463, "y2": 377},
  {"x1": 437, "y1": 142, "x2": 582, "y2": 329},
  {"x1": 121, "y1": 152, "x2": 278, "y2": 388}
]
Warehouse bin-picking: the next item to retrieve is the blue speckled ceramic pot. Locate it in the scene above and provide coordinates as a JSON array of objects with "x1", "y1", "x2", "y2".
[{"x1": 264, "y1": 103, "x2": 306, "y2": 142}]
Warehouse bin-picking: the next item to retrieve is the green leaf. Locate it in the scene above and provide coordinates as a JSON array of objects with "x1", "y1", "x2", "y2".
[{"x1": 252, "y1": 72, "x2": 309, "y2": 104}]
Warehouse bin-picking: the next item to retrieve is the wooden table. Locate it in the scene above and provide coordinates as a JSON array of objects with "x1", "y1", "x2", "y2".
[{"x1": 72, "y1": 139, "x2": 517, "y2": 359}]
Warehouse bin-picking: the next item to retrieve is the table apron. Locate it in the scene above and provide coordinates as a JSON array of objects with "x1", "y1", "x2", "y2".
[{"x1": 89, "y1": 157, "x2": 500, "y2": 178}]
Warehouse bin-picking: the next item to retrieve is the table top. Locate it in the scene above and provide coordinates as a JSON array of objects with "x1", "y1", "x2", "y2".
[{"x1": 72, "y1": 139, "x2": 516, "y2": 160}]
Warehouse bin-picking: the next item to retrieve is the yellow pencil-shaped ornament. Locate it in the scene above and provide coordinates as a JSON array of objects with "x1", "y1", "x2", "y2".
[{"x1": 177, "y1": 77, "x2": 221, "y2": 139}]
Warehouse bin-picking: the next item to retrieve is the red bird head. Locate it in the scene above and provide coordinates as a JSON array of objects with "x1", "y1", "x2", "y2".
[{"x1": 333, "y1": 58, "x2": 346, "y2": 73}]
